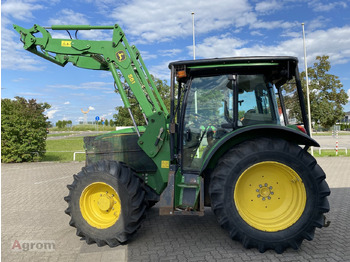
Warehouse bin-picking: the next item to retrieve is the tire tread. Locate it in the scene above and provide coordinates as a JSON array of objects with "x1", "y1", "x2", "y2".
[
  {"x1": 64, "y1": 160, "x2": 146, "y2": 247},
  {"x1": 209, "y1": 137, "x2": 330, "y2": 253}
]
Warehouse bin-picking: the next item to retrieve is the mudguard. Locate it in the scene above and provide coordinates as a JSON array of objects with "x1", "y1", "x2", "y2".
[{"x1": 200, "y1": 125, "x2": 319, "y2": 174}]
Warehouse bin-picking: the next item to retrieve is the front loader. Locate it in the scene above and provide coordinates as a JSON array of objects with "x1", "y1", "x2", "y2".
[{"x1": 14, "y1": 23, "x2": 330, "y2": 253}]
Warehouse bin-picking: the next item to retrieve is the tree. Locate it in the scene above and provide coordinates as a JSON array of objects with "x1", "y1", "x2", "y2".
[
  {"x1": 113, "y1": 75, "x2": 171, "y2": 126},
  {"x1": 56, "y1": 120, "x2": 63, "y2": 128},
  {"x1": 301, "y1": 56, "x2": 348, "y2": 128},
  {"x1": 109, "y1": 119, "x2": 115, "y2": 127},
  {"x1": 56, "y1": 120, "x2": 71, "y2": 129},
  {"x1": 283, "y1": 56, "x2": 348, "y2": 129},
  {"x1": 1, "y1": 97, "x2": 51, "y2": 163}
]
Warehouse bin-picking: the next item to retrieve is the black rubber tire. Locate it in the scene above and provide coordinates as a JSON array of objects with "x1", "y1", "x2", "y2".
[
  {"x1": 143, "y1": 184, "x2": 160, "y2": 209},
  {"x1": 209, "y1": 137, "x2": 330, "y2": 253},
  {"x1": 64, "y1": 160, "x2": 146, "y2": 247}
]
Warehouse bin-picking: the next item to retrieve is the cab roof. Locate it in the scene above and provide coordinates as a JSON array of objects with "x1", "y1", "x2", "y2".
[{"x1": 168, "y1": 56, "x2": 298, "y2": 69}]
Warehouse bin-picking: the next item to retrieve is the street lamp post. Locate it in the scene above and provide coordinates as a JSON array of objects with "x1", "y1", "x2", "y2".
[
  {"x1": 302, "y1": 23, "x2": 313, "y2": 156},
  {"x1": 192, "y1": 12, "x2": 195, "y2": 60}
]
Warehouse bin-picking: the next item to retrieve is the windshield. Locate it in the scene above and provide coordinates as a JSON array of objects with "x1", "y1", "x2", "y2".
[{"x1": 182, "y1": 74, "x2": 280, "y2": 171}]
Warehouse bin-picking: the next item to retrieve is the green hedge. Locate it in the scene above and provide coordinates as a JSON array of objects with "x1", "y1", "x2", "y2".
[{"x1": 1, "y1": 97, "x2": 50, "y2": 163}]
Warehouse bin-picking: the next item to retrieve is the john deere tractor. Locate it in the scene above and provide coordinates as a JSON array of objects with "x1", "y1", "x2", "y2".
[{"x1": 14, "y1": 23, "x2": 330, "y2": 253}]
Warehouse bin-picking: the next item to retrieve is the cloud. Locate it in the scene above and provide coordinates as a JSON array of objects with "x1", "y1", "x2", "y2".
[
  {"x1": 250, "y1": 31, "x2": 264, "y2": 36},
  {"x1": 12, "y1": 78, "x2": 27, "y2": 82},
  {"x1": 189, "y1": 34, "x2": 247, "y2": 58},
  {"x1": 17, "y1": 92, "x2": 44, "y2": 97},
  {"x1": 88, "y1": 106, "x2": 95, "y2": 111},
  {"x1": 192, "y1": 26, "x2": 350, "y2": 66},
  {"x1": 45, "y1": 109, "x2": 59, "y2": 119},
  {"x1": 2, "y1": 0, "x2": 44, "y2": 21},
  {"x1": 107, "y1": 0, "x2": 256, "y2": 43},
  {"x1": 250, "y1": 20, "x2": 297, "y2": 30},
  {"x1": 303, "y1": 26, "x2": 350, "y2": 65},
  {"x1": 307, "y1": 16, "x2": 331, "y2": 31},
  {"x1": 46, "y1": 9, "x2": 112, "y2": 41},
  {"x1": 78, "y1": 30, "x2": 112, "y2": 41},
  {"x1": 148, "y1": 61, "x2": 173, "y2": 82},
  {"x1": 50, "y1": 31, "x2": 71, "y2": 39},
  {"x1": 48, "y1": 9, "x2": 89, "y2": 25},
  {"x1": 77, "y1": 116, "x2": 84, "y2": 122},
  {"x1": 1, "y1": 17, "x2": 45, "y2": 71},
  {"x1": 309, "y1": 1, "x2": 347, "y2": 12},
  {"x1": 102, "y1": 90, "x2": 116, "y2": 94},
  {"x1": 158, "y1": 49, "x2": 183, "y2": 57},
  {"x1": 138, "y1": 50, "x2": 157, "y2": 60},
  {"x1": 255, "y1": 0, "x2": 283, "y2": 14},
  {"x1": 48, "y1": 82, "x2": 112, "y2": 90},
  {"x1": 100, "y1": 0, "x2": 301, "y2": 44},
  {"x1": 64, "y1": 101, "x2": 70, "y2": 105}
]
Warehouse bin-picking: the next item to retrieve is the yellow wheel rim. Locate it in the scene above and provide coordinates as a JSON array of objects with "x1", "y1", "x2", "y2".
[
  {"x1": 234, "y1": 161, "x2": 306, "y2": 232},
  {"x1": 80, "y1": 182, "x2": 121, "y2": 229}
]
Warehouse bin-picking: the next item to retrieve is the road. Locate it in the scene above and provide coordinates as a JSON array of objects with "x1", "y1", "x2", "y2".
[{"x1": 1, "y1": 157, "x2": 350, "y2": 261}]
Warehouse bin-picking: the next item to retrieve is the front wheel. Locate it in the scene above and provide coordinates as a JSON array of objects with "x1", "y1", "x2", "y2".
[
  {"x1": 209, "y1": 137, "x2": 330, "y2": 253},
  {"x1": 64, "y1": 160, "x2": 146, "y2": 247}
]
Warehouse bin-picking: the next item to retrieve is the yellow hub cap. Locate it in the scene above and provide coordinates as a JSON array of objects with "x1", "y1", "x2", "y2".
[
  {"x1": 80, "y1": 182, "x2": 121, "y2": 229},
  {"x1": 234, "y1": 161, "x2": 306, "y2": 232}
]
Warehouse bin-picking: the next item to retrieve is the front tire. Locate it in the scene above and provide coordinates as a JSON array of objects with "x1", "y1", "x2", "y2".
[
  {"x1": 64, "y1": 160, "x2": 146, "y2": 247},
  {"x1": 209, "y1": 137, "x2": 330, "y2": 253}
]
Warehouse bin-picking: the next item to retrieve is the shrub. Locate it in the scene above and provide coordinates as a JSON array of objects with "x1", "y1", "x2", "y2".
[{"x1": 1, "y1": 97, "x2": 50, "y2": 163}]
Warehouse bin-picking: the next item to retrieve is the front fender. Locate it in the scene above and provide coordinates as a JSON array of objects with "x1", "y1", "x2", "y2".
[{"x1": 200, "y1": 125, "x2": 319, "y2": 174}]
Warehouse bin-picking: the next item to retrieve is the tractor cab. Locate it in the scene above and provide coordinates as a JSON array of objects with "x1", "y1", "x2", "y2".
[{"x1": 169, "y1": 57, "x2": 310, "y2": 173}]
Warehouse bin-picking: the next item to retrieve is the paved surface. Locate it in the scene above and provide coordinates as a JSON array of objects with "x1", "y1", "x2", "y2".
[
  {"x1": 314, "y1": 133, "x2": 350, "y2": 149},
  {"x1": 2, "y1": 157, "x2": 350, "y2": 262}
]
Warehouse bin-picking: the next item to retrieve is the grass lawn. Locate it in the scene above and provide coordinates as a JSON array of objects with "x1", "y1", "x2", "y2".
[
  {"x1": 313, "y1": 131, "x2": 350, "y2": 136},
  {"x1": 313, "y1": 149, "x2": 349, "y2": 157},
  {"x1": 47, "y1": 133, "x2": 78, "y2": 137},
  {"x1": 49, "y1": 125, "x2": 116, "y2": 132},
  {"x1": 42, "y1": 135, "x2": 349, "y2": 162},
  {"x1": 43, "y1": 137, "x2": 86, "y2": 162}
]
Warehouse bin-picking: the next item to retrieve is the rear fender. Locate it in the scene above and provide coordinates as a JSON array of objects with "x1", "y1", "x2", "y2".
[{"x1": 200, "y1": 125, "x2": 319, "y2": 174}]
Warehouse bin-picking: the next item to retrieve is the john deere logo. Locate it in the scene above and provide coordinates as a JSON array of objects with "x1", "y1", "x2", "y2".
[{"x1": 116, "y1": 51, "x2": 126, "y2": 62}]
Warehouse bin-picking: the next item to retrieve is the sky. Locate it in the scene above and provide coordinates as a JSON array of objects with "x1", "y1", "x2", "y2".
[{"x1": 1, "y1": 0, "x2": 350, "y2": 125}]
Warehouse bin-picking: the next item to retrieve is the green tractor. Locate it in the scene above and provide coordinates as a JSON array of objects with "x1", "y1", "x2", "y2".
[{"x1": 14, "y1": 23, "x2": 330, "y2": 253}]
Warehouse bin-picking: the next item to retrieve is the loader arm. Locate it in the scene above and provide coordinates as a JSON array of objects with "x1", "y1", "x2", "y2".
[
  {"x1": 14, "y1": 23, "x2": 172, "y2": 193},
  {"x1": 13, "y1": 25, "x2": 170, "y2": 178},
  {"x1": 13, "y1": 24, "x2": 169, "y2": 119}
]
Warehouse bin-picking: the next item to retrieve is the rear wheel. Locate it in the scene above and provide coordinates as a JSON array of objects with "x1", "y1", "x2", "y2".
[
  {"x1": 209, "y1": 137, "x2": 330, "y2": 253},
  {"x1": 64, "y1": 160, "x2": 146, "y2": 247}
]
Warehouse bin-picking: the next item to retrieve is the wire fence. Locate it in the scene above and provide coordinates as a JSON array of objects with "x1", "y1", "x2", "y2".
[{"x1": 318, "y1": 147, "x2": 348, "y2": 155}]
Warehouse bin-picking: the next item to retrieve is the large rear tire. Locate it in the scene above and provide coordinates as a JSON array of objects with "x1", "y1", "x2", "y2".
[
  {"x1": 64, "y1": 160, "x2": 146, "y2": 247},
  {"x1": 209, "y1": 137, "x2": 330, "y2": 253}
]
